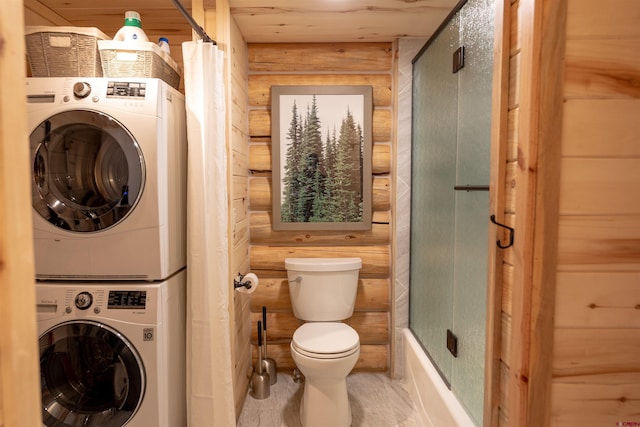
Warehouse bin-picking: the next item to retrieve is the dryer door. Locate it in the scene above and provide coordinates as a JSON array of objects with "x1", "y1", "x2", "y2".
[
  {"x1": 39, "y1": 320, "x2": 145, "y2": 427},
  {"x1": 30, "y1": 109, "x2": 144, "y2": 232}
]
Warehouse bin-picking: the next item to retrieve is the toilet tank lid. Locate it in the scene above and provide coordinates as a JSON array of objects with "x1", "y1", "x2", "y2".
[{"x1": 285, "y1": 257, "x2": 362, "y2": 272}]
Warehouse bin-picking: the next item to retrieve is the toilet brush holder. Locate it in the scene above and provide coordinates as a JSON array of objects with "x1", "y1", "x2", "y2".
[
  {"x1": 249, "y1": 320, "x2": 270, "y2": 399},
  {"x1": 261, "y1": 306, "x2": 277, "y2": 385}
]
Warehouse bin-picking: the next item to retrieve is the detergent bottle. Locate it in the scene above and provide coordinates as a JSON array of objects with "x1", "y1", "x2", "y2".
[{"x1": 113, "y1": 11, "x2": 149, "y2": 42}]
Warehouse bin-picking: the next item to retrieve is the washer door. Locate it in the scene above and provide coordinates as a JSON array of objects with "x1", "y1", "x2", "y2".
[
  {"x1": 30, "y1": 109, "x2": 144, "y2": 232},
  {"x1": 39, "y1": 320, "x2": 145, "y2": 427}
]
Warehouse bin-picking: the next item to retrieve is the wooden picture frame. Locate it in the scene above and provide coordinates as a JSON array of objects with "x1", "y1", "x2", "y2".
[{"x1": 271, "y1": 85, "x2": 373, "y2": 231}]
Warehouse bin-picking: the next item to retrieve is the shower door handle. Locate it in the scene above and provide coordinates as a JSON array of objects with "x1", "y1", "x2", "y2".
[{"x1": 453, "y1": 185, "x2": 489, "y2": 191}]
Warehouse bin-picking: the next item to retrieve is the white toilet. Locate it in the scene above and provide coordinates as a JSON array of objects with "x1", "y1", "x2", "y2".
[{"x1": 285, "y1": 257, "x2": 362, "y2": 427}]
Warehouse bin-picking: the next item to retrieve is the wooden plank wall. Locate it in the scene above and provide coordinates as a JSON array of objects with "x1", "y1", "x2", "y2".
[
  {"x1": 551, "y1": 0, "x2": 640, "y2": 425},
  {"x1": 226, "y1": 12, "x2": 252, "y2": 418},
  {"x1": 201, "y1": 0, "x2": 252, "y2": 416},
  {"x1": 494, "y1": 0, "x2": 640, "y2": 425},
  {"x1": 247, "y1": 43, "x2": 394, "y2": 372}
]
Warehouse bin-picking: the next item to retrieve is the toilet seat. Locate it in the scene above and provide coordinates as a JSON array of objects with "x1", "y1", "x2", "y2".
[{"x1": 292, "y1": 323, "x2": 360, "y2": 359}]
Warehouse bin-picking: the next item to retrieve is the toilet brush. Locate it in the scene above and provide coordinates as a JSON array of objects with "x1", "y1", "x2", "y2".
[
  {"x1": 250, "y1": 320, "x2": 270, "y2": 399},
  {"x1": 261, "y1": 306, "x2": 277, "y2": 385}
]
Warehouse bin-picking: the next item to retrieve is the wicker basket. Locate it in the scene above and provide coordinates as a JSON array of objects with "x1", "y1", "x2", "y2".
[
  {"x1": 98, "y1": 40, "x2": 181, "y2": 89},
  {"x1": 25, "y1": 26, "x2": 109, "y2": 77}
]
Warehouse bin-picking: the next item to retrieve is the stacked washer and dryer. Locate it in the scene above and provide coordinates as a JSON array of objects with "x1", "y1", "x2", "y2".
[{"x1": 27, "y1": 77, "x2": 188, "y2": 427}]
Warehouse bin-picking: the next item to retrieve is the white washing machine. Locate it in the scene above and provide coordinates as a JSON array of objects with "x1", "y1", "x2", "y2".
[
  {"x1": 36, "y1": 270, "x2": 186, "y2": 427},
  {"x1": 27, "y1": 77, "x2": 186, "y2": 281}
]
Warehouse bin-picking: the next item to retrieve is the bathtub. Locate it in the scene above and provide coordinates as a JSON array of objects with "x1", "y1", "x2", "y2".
[{"x1": 402, "y1": 329, "x2": 476, "y2": 427}]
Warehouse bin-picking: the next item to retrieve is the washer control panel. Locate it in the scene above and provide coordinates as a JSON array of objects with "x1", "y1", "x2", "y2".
[
  {"x1": 36, "y1": 283, "x2": 158, "y2": 322},
  {"x1": 107, "y1": 290, "x2": 147, "y2": 309}
]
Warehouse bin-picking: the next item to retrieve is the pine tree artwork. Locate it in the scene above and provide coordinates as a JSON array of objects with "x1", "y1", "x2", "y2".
[{"x1": 272, "y1": 86, "x2": 372, "y2": 230}]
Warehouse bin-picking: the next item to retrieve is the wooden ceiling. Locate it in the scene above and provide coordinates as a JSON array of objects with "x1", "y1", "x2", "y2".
[
  {"x1": 26, "y1": 0, "x2": 458, "y2": 44},
  {"x1": 228, "y1": 0, "x2": 458, "y2": 43}
]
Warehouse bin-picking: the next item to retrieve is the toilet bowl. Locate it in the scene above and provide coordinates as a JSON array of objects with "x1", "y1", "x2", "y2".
[
  {"x1": 285, "y1": 257, "x2": 362, "y2": 427},
  {"x1": 291, "y1": 322, "x2": 360, "y2": 427}
]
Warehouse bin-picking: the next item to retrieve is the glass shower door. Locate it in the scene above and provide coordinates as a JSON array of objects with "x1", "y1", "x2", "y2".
[
  {"x1": 410, "y1": 0, "x2": 494, "y2": 424},
  {"x1": 409, "y1": 12, "x2": 460, "y2": 384},
  {"x1": 451, "y1": 0, "x2": 494, "y2": 421}
]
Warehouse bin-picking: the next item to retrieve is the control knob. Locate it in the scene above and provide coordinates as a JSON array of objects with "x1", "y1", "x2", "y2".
[
  {"x1": 75, "y1": 292, "x2": 93, "y2": 310},
  {"x1": 73, "y1": 82, "x2": 92, "y2": 99}
]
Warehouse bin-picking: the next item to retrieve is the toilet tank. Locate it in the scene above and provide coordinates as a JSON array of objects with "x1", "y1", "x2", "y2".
[{"x1": 285, "y1": 257, "x2": 362, "y2": 321}]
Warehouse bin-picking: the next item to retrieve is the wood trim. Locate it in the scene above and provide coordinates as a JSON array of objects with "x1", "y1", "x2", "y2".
[
  {"x1": 484, "y1": 0, "x2": 511, "y2": 424},
  {"x1": 0, "y1": 1, "x2": 42, "y2": 426},
  {"x1": 526, "y1": 0, "x2": 565, "y2": 424},
  {"x1": 507, "y1": 0, "x2": 566, "y2": 425},
  {"x1": 507, "y1": 0, "x2": 537, "y2": 422}
]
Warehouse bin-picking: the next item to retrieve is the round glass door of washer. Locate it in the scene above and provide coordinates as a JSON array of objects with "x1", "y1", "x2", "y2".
[
  {"x1": 39, "y1": 320, "x2": 146, "y2": 427},
  {"x1": 30, "y1": 109, "x2": 144, "y2": 232}
]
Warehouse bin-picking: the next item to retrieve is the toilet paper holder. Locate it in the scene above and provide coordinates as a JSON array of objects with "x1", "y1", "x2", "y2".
[{"x1": 234, "y1": 273, "x2": 254, "y2": 290}]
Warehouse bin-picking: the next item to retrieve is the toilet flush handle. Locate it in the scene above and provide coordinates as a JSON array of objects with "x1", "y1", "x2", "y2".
[{"x1": 289, "y1": 276, "x2": 302, "y2": 283}]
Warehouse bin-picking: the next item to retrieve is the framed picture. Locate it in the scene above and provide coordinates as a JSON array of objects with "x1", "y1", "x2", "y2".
[{"x1": 271, "y1": 85, "x2": 373, "y2": 231}]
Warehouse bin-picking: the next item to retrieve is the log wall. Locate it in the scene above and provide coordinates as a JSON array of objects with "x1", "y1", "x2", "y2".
[{"x1": 247, "y1": 43, "x2": 394, "y2": 371}]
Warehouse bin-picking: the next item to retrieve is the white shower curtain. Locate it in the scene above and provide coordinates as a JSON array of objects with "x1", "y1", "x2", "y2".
[{"x1": 182, "y1": 40, "x2": 236, "y2": 427}]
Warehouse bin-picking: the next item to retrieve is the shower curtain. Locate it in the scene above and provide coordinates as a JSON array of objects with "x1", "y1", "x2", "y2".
[{"x1": 182, "y1": 40, "x2": 235, "y2": 427}]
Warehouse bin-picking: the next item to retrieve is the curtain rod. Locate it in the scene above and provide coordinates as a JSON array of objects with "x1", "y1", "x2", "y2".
[{"x1": 170, "y1": 0, "x2": 216, "y2": 44}]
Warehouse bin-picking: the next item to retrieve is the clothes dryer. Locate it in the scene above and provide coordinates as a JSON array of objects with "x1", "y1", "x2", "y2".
[
  {"x1": 27, "y1": 77, "x2": 186, "y2": 281},
  {"x1": 36, "y1": 270, "x2": 186, "y2": 427}
]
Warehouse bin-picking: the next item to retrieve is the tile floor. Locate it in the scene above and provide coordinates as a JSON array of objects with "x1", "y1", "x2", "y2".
[{"x1": 237, "y1": 372, "x2": 423, "y2": 427}]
